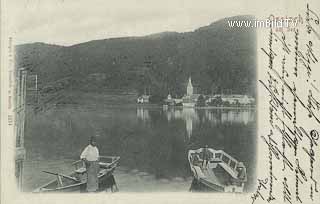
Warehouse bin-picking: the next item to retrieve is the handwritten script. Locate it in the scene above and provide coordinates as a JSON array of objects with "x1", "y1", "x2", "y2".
[{"x1": 252, "y1": 4, "x2": 320, "y2": 204}]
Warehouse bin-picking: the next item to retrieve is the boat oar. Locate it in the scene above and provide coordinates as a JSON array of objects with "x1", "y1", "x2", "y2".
[
  {"x1": 42, "y1": 171, "x2": 80, "y2": 182},
  {"x1": 99, "y1": 158, "x2": 120, "y2": 169}
]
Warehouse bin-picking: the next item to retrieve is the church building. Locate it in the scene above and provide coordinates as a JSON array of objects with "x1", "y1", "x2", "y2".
[
  {"x1": 182, "y1": 77, "x2": 199, "y2": 107},
  {"x1": 187, "y1": 77, "x2": 193, "y2": 96}
]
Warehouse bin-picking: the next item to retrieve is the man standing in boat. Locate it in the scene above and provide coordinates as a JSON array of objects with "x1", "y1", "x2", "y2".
[
  {"x1": 202, "y1": 145, "x2": 210, "y2": 169},
  {"x1": 80, "y1": 136, "x2": 99, "y2": 192}
]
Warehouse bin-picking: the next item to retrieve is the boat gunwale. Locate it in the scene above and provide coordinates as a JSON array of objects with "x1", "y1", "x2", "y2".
[{"x1": 188, "y1": 148, "x2": 245, "y2": 175}]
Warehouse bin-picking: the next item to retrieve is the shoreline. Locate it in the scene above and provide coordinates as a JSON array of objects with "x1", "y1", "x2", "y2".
[
  {"x1": 28, "y1": 91, "x2": 256, "y2": 110},
  {"x1": 29, "y1": 103, "x2": 256, "y2": 110}
]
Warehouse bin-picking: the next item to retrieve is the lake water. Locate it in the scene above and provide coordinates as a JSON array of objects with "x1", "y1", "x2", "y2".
[{"x1": 23, "y1": 104, "x2": 256, "y2": 192}]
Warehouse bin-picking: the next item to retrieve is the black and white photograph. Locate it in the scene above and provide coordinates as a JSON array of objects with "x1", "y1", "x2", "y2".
[{"x1": 12, "y1": 0, "x2": 257, "y2": 193}]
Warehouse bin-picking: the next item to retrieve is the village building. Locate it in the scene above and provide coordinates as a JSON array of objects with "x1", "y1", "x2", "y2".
[
  {"x1": 137, "y1": 94, "x2": 150, "y2": 103},
  {"x1": 163, "y1": 77, "x2": 255, "y2": 107},
  {"x1": 206, "y1": 94, "x2": 255, "y2": 105},
  {"x1": 164, "y1": 93, "x2": 183, "y2": 106}
]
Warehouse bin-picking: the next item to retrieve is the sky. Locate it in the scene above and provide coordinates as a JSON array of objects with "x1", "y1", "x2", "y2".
[{"x1": 5, "y1": 0, "x2": 285, "y2": 46}]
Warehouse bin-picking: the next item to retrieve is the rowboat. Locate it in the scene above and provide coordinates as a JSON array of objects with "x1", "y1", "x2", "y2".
[
  {"x1": 33, "y1": 156, "x2": 120, "y2": 193},
  {"x1": 188, "y1": 147, "x2": 247, "y2": 192}
]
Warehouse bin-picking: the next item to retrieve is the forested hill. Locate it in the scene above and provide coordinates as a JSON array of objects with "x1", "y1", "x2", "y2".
[{"x1": 16, "y1": 15, "x2": 256, "y2": 97}]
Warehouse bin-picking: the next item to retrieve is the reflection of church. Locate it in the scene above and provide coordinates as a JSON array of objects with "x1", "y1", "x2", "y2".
[
  {"x1": 182, "y1": 77, "x2": 200, "y2": 107},
  {"x1": 164, "y1": 107, "x2": 199, "y2": 139},
  {"x1": 184, "y1": 108, "x2": 197, "y2": 139}
]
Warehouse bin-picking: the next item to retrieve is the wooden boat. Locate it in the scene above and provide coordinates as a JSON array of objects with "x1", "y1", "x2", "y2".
[
  {"x1": 33, "y1": 156, "x2": 120, "y2": 193},
  {"x1": 188, "y1": 148, "x2": 247, "y2": 192}
]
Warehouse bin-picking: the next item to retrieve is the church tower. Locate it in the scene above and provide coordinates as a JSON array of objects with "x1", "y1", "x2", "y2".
[{"x1": 187, "y1": 77, "x2": 193, "y2": 96}]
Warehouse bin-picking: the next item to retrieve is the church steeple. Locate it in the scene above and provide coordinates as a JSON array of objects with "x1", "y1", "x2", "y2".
[{"x1": 187, "y1": 76, "x2": 193, "y2": 96}]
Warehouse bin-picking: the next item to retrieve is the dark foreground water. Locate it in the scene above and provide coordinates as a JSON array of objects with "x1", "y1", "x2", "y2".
[{"x1": 23, "y1": 105, "x2": 256, "y2": 192}]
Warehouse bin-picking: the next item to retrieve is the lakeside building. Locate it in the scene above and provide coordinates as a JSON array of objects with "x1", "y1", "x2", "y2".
[
  {"x1": 137, "y1": 94, "x2": 150, "y2": 103},
  {"x1": 137, "y1": 87, "x2": 151, "y2": 104},
  {"x1": 163, "y1": 77, "x2": 255, "y2": 107},
  {"x1": 164, "y1": 94, "x2": 183, "y2": 106},
  {"x1": 206, "y1": 94, "x2": 255, "y2": 105}
]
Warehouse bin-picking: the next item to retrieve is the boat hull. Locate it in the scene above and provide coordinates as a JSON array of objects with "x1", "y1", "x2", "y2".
[
  {"x1": 34, "y1": 169, "x2": 116, "y2": 193},
  {"x1": 190, "y1": 178, "x2": 224, "y2": 192},
  {"x1": 34, "y1": 156, "x2": 120, "y2": 193},
  {"x1": 188, "y1": 148, "x2": 246, "y2": 193}
]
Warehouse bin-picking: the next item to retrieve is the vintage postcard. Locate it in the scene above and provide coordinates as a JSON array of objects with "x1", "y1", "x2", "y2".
[{"x1": 1, "y1": 0, "x2": 319, "y2": 204}]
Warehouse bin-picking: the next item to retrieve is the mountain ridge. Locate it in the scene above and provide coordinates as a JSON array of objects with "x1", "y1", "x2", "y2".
[{"x1": 16, "y1": 15, "x2": 256, "y2": 98}]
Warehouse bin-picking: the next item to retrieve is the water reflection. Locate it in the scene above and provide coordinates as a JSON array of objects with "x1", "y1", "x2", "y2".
[
  {"x1": 163, "y1": 108, "x2": 199, "y2": 139},
  {"x1": 137, "y1": 107, "x2": 150, "y2": 121},
  {"x1": 25, "y1": 105, "x2": 256, "y2": 192},
  {"x1": 138, "y1": 107, "x2": 256, "y2": 139}
]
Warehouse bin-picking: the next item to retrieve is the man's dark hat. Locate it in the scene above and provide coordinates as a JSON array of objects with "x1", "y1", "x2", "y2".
[{"x1": 90, "y1": 136, "x2": 96, "y2": 142}]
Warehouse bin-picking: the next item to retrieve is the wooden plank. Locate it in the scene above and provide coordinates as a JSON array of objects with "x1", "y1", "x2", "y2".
[
  {"x1": 202, "y1": 168, "x2": 223, "y2": 186},
  {"x1": 218, "y1": 163, "x2": 238, "y2": 178}
]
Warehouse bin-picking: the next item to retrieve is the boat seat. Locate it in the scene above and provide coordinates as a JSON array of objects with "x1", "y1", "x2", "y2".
[
  {"x1": 210, "y1": 158, "x2": 222, "y2": 163},
  {"x1": 75, "y1": 167, "x2": 87, "y2": 174}
]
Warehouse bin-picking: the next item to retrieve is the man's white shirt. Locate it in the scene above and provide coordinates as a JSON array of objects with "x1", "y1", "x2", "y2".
[{"x1": 80, "y1": 144, "x2": 99, "y2": 161}]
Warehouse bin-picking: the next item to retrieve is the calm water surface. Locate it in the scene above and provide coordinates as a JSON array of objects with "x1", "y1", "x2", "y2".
[{"x1": 24, "y1": 105, "x2": 256, "y2": 192}]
